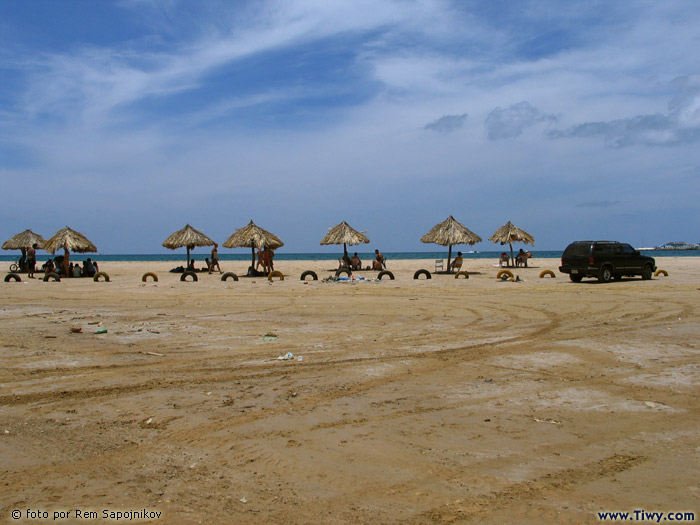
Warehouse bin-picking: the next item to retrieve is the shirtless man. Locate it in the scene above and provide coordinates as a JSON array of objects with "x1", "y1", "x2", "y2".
[
  {"x1": 265, "y1": 247, "x2": 275, "y2": 272},
  {"x1": 26, "y1": 243, "x2": 38, "y2": 278},
  {"x1": 372, "y1": 249, "x2": 385, "y2": 270},
  {"x1": 62, "y1": 245, "x2": 70, "y2": 278},
  {"x1": 209, "y1": 243, "x2": 222, "y2": 274}
]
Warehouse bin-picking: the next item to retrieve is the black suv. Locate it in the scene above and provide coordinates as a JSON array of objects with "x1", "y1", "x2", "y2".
[{"x1": 559, "y1": 241, "x2": 656, "y2": 283}]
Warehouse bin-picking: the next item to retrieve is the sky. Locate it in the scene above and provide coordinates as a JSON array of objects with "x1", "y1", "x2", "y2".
[{"x1": 1, "y1": 0, "x2": 699, "y2": 254}]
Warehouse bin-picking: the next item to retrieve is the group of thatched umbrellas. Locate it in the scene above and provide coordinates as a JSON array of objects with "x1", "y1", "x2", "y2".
[
  {"x1": 3, "y1": 219, "x2": 534, "y2": 272},
  {"x1": 162, "y1": 221, "x2": 285, "y2": 267},
  {"x1": 421, "y1": 216, "x2": 535, "y2": 270},
  {"x1": 2, "y1": 227, "x2": 98, "y2": 271}
]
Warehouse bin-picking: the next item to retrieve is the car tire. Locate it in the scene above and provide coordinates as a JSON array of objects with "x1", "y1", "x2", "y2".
[
  {"x1": 641, "y1": 264, "x2": 653, "y2": 280},
  {"x1": 598, "y1": 265, "x2": 613, "y2": 283},
  {"x1": 569, "y1": 274, "x2": 583, "y2": 283}
]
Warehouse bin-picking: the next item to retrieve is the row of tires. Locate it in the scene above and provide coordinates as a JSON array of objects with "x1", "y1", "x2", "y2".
[
  {"x1": 4, "y1": 272, "x2": 111, "y2": 282},
  {"x1": 5, "y1": 268, "x2": 669, "y2": 283}
]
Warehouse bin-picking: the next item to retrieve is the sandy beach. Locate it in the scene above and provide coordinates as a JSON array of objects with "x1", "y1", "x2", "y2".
[{"x1": 1, "y1": 257, "x2": 698, "y2": 523}]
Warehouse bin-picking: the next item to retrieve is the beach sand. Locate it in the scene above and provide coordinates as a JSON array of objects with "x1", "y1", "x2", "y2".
[{"x1": 1, "y1": 257, "x2": 698, "y2": 523}]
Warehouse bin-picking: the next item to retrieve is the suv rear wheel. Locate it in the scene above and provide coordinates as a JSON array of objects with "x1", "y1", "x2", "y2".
[
  {"x1": 569, "y1": 274, "x2": 583, "y2": 283},
  {"x1": 641, "y1": 264, "x2": 653, "y2": 280},
  {"x1": 598, "y1": 265, "x2": 613, "y2": 283}
]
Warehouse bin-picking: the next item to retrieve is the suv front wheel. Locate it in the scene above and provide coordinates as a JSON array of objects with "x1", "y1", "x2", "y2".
[{"x1": 598, "y1": 265, "x2": 613, "y2": 283}]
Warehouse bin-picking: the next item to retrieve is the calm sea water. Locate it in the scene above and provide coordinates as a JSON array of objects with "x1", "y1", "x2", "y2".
[{"x1": 1, "y1": 250, "x2": 697, "y2": 263}]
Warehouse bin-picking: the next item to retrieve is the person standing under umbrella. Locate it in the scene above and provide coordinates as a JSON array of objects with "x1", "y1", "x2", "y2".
[{"x1": 27, "y1": 243, "x2": 38, "y2": 278}]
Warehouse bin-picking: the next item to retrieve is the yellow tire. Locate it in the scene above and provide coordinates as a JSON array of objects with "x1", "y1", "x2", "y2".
[
  {"x1": 496, "y1": 269, "x2": 514, "y2": 280},
  {"x1": 654, "y1": 269, "x2": 668, "y2": 277},
  {"x1": 93, "y1": 272, "x2": 110, "y2": 282},
  {"x1": 539, "y1": 270, "x2": 556, "y2": 278},
  {"x1": 142, "y1": 272, "x2": 158, "y2": 282},
  {"x1": 454, "y1": 271, "x2": 469, "y2": 279},
  {"x1": 268, "y1": 270, "x2": 284, "y2": 281}
]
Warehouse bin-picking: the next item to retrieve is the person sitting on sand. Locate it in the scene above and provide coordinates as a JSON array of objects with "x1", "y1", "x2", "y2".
[
  {"x1": 82, "y1": 258, "x2": 96, "y2": 277},
  {"x1": 350, "y1": 252, "x2": 362, "y2": 270},
  {"x1": 449, "y1": 252, "x2": 463, "y2": 272},
  {"x1": 188, "y1": 259, "x2": 196, "y2": 272}
]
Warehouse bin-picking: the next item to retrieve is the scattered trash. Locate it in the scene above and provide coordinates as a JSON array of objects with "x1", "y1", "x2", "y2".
[
  {"x1": 94, "y1": 328, "x2": 108, "y2": 334},
  {"x1": 277, "y1": 352, "x2": 294, "y2": 360},
  {"x1": 145, "y1": 418, "x2": 153, "y2": 425},
  {"x1": 534, "y1": 418, "x2": 562, "y2": 425},
  {"x1": 45, "y1": 335, "x2": 57, "y2": 339},
  {"x1": 3, "y1": 430, "x2": 9, "y2": 434},
  {"x1": 70, "y1": 327, "x2": 82, "y2": 333},
  {"x1": 142, "y1": 351, "x2": 165, "y2": 357},
  {"x1": 484, "y1": 379, "x2": 494, "y2": 383},
  {"x1": 240, "y1": 497, "x2": 247, "y2": 504},
  {"x1": 297, "y1": 356, "x2": 303, "y2": 362},
  {"x1": 644, "y1": 401, "x2": 658, "y2": 409}
]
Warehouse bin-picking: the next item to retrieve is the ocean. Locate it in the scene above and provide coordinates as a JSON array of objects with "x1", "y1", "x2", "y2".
[{"x1": 2, "y1": 250, "x2": 698, "y2": 263}]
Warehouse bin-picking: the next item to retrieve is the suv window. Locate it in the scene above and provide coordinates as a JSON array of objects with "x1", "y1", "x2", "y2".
[
  {"x1": 564, "y1": 243, "x2": 592, "y2": 257},
  {"x1": 593, "y1": 244, "x2": 613, "y2": 256},
  {"x1": 622, "y1": 244, "x2": 636, "y2": 255}
]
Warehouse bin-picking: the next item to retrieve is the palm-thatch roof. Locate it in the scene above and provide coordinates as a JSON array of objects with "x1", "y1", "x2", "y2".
[
  {"x1": 489, "y1": 221, "x2": 534, "y2": 246},
  {"x1": 488, "y1": 221, "x2": 534, "y2": 266},
  {"x1": 162, "y1": 224, "x2": 215, "y2": 265},
  {"x1": 223, "y1": 220, "x2": 284, "y2": 266},
  {"x1": 320, "y1": 221, "x2": 370, "y2": 258},
  {"x1": 44, "y1": 227, "x2": 97, "y2": 254},
  {"x1": 2, "y1": 229, "x2": 46, "y2": 251},
  {"x1": 320, "y1": 221, "x2": 369, "y2": 246},
  {"x1": 162, "y1": 224, "x2": 215, "y2": 249},
  {"x1": 223, "y1": 220, "x2": 283, "y2": 250},
  {"x1": 421, "y1": 216, "x2": 482, "y2": 272},
  {"x1": 421, "y1": 215, "x2": 482, "y2": 246}
]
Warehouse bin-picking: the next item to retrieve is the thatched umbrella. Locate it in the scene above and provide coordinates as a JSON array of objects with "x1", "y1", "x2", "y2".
[
  {"x1": 489, "y1": 221, "x2": 534, "y2": 266},
  {"x1": 223, "y1": 220, "x2": 284, "y2": 267},
  {"x1": 2, "y1": 229, "x2": 47, "y2": 272},
  {"x1": 2, "y1": 229, "x2": 46, "y2": 251},
  {"x1": 44, "y1": 226, "x2": 97, "y2": 254},
  {"x1": 420, "y1": 215, "x2": 482, "y2": 272},
  {"x1": 162, "y1": 224, "x2": 215, "y2": 266},
  {"x1": 320, "y1": 221, "x2": 370, "y2": 260}
]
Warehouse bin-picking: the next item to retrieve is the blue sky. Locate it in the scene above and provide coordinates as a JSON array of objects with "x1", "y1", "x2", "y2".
[{"x1": 1, "y1": 0, "x2": 699, "y2": 254}]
